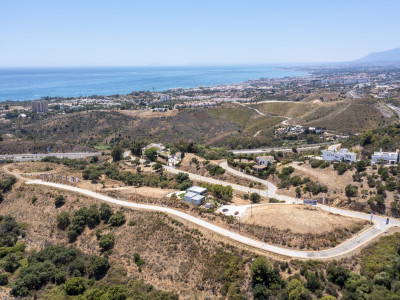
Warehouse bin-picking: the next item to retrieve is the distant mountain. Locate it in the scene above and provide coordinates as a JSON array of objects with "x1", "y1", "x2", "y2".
[{"x1": 355, "y1": 48, "x2": 400, "y2": 63}]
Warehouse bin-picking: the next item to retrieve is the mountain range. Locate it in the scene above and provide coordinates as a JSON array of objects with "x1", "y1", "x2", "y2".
[{"x1": 355, "y1": 47, "x2": 400, "y2": 63}]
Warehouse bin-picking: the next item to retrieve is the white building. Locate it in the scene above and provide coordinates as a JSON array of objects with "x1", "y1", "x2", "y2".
[
  {"x1": 256, "y1": 155, "x2": 275, "y2": 166},
  {"x1": 321, "y1": 148, "x2": 357, "y2": 162},
  {"x1": 371, "y1": 149, "x2": 399, "y2": 165}
]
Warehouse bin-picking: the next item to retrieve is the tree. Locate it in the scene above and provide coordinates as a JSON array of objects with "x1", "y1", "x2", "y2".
[
  {"x1": 288, "y1": 279, "x2": 311, "y2": 300},
  {"x1": 250, "y1": 193, "x2": 261, "y2": 203},
  {"x1": 99, "y1": 233, "x2": 115, "y2": 251},
  {"x1": 56, "y1": 211, "x2": 70, "y2": 230},
  {"x1": 86, "y1": 204, "x2": 100, "y2": 228},
  {"x1": 87, "y1": 256, "x2": 110, "y2": 279},
  {"x1": 109, "y1": 211, "x2": 126, "y2": 227},
  {"x1": 54, "y1": 195, "x2": 66, "y2": 208},
  {"x1": 345, "y1": 184, "x2": 358, "y2": 198},
  {"x1": 250, "y1": 257, "x2": 281, "y2": 290},
  {"x1": 0, "y1": 274, "x2": 8, "y2": 286},
  {"x1": 153, "y1": 161, "x2": 163, "y2": 171},
  {"x1": 111, "y1": 146, "x2": 124, "y2": 162},
  {"x1": 99, "y1": 203, "x2": 114, "y2": 223},
  {"x1": 144, "y1": 147, "x2": 158, "y2": 161},
  {"x1": 327, "y1": 263, "x2": 350, "y2": 287},
  {"x1": 65, "y1": 277, "x2": 85, "y2": 295},
  {"x1": 306, "y1": 272, "x2": 321, "y2": 292}
]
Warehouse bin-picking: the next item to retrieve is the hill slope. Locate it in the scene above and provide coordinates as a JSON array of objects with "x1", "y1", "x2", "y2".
[{"x1": 355, "y1": 48, "x2": 400, "y2": 63}]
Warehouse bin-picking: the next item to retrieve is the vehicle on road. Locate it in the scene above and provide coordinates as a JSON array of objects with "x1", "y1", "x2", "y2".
[
  {"x1": 234, "y1": 211, "x2": 239, "y2": 215},
  {"x1": 222, "y1": 208, "x2": 229, "y2": 212}
]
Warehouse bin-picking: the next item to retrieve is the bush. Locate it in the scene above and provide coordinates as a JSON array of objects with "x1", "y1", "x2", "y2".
[
  {"x1": 87, "y1": 256, "x2": 110, "y2": 279},
  {"x1": 111, "y1": 146, "x2": 124, "y2": 162},
  {"x1": 134, "y1": 253, "x2": 145, "y2": 268},
  {"x1": 65, "y1": 277, "x2": 86, "y2": 295},
  {"x1": 206, "y1": 164, "x2": 226, "y2": 176},
  {"x1": 54, "y1": 195, "x2": 66, "y2": 208},
  {"x1": 56, "y1": 211, "x2": 70, "y2": 230},
  {"x1": 99, "y1": 203, "x2": 114, "y2": 223},
  {"x1": 109, "y1": 211, "x2": 126, "y2": 227},
  {"x1": 99, "y1": 233, "x2": 115, "y2": 251},
  {"x1": 250, "y1": 193, "x2": 261, "y2": 203},
  {"x1": 31, "y1": 195, "x2": 38, "y2": 204},
  {"x1": 0, "y1": 274, "x2": 8, "y2": 286},
  {"x1": 345, "y1": 184, "x2": 358, "y2": 198}
]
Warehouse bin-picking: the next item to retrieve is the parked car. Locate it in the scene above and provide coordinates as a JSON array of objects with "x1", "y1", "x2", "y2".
[
  {"x1": 222, "y1": 208, "x2": 229, "y2": 212},
  {"x1": 234, "y1": 211, "x2": 239, "y2": 215}
]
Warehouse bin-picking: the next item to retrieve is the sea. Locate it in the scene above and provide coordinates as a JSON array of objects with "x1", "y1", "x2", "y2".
[{"x1": 0, "y1": 65, "x2": 307, "y2": 102}]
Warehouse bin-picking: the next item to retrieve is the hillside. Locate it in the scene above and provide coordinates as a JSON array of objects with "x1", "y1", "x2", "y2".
[{"x1": 355, "y1": 47, "x2": 400, "y2": 63}]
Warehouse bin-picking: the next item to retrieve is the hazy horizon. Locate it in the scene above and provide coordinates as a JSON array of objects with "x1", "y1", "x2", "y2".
[{"x1": 1, "y1": 0, "x2": 400, "y2": 68}]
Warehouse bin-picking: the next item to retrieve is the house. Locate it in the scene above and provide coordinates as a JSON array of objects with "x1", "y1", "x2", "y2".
[
  {"x1": 290, "y1": 125, "x2": 304, "y2": 133},
  {"x1": 321, "y1": 148, "x2": 357, "y2": 162},
  {"x1": 184, "y1": 191, "x2": 205, "y2": 206},
  {"x1": 187, "y1": 186, "x2": 207, "y2": 195},
  {"x1": 168, "y1": 152, "x2": 182, "y2": 167},
  {"x1": 256, "y1": 155, "x2": 275, "y2": 166},
  {"x1": 141, "y1": 143, "x2": 166, "y2": 159},
  {"x1": 371, "y1": 149, "x2": 399, "y2": 165}
]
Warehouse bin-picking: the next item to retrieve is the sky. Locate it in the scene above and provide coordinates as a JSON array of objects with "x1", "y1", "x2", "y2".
[{"x1": 1, "y1": 0, "x2": 399, "y2": 67}]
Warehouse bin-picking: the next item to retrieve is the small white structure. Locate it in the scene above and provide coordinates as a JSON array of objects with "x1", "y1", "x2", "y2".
[
  {"x1": 371, "y1": 149, "x2": 399, "y2": 165},
  {"x1": 184, "y1": 191, "x2": 205, "y2": 206},
  {"x1": 290, "y1": 125, "x2": 304, "y2": 133},
  {"x1": 187, "y1": 186, "x2": 207, "y2": 195},
  {"x1": 321, "y1": 148, "x2": 357, "y2": 162},
  {"x1": 256, "y1": 155, "x2": 275, "y2": 166},
  {"x1": 168, "y1": 152, "x2": 182, "y2": 167}
]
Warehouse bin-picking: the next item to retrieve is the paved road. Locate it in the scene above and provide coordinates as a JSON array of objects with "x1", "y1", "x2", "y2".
[
  {"x1": 0, "y1": 152, "x2": 100, "y2": 162},
  {"x1": 25, "y1": 175, "x2": 395, "y2": 259},
  {"x1": 231, "y1": 143, "x2": 332, "y2": 155}
]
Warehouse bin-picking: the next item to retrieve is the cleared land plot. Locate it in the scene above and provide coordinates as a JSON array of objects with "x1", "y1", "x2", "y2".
[{"x1": 242, "y1": 204, "x2": 364, "y2": 235}]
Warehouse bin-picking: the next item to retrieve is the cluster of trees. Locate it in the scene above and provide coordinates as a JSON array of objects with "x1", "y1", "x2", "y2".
[
  {"x1": 278, "y1": 167, "x2": 328, "y2": 196},
  {"x1": 41, "y1": 156, "x2": 89, "y2": 170},
  {"x1": 227, "y1": 157, "x2": 277, "y2": 178},
  {"x1": 199, "y1": 182, "x2": 233, "y2": 202},
  {"x1": 310, "y1": 159, "x2": 330, "y2": 169},
  {"x1": 205, "y1": 163, "x2": 226, "y2": 176},
  {"x1": 82, "y1": 162, "x2": 192, "y2": 190},
  {"x1": 10, "y1": 245, "x2": 110, "y2": 297},
  {"x1": 56, "y1": 203, "x2": 125, "y2": 242}
]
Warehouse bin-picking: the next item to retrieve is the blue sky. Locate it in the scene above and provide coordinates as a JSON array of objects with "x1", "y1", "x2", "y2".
[{"x1": 1, "y1": 0, "x2": 399, "y2": 67}]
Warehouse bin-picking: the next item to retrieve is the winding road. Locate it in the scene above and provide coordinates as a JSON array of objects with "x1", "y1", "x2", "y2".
[{"x1": 21, "y1": 160, "x2": 398, "y2": 259}]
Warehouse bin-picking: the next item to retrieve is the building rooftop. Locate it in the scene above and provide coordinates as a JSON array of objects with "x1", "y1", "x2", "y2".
[{"x1": 187, "y1": 186, "x2": 207, "y2": 194}]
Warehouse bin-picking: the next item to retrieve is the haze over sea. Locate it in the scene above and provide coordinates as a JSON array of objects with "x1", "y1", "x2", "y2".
[{"x1": 0, "y1": 65, "x2": 307, "y2": 102}]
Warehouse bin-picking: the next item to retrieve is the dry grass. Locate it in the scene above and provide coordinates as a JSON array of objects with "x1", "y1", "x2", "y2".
[{"x1": 242, "y1": 204, "x2": 362, "y2": 234}]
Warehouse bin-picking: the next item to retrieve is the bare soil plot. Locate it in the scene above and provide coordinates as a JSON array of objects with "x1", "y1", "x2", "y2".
[
  {"x1": 242, "y1": 204, "x2": 362, "y2": 235},
  {"x1": 240, "y1": 204, "x2": 369, "y2": 250}
]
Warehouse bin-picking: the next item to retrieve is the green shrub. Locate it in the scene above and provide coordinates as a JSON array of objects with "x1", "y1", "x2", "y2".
[
  {"x1": 54, "y1": 195, "x2": 66, "y2": 208},
  {"x1": 56, "y1": 211, "x2": 70, "y2": 230},
  {"x1": 65, "y1": 277, "x2": 86, "y2": 295},
  {"x1": 0, "y1": 274, "x2": 8, "y2": 286},
  {"x1": 87, "y1": 256, "x2": 110, "y2": 279},
  {"x1": 99, "y1": 233, "x2": 115, "y2": 251},
  {"x1": 99, "y1": 203, "x2": 114, "y2": 223},
  {"x1": 109, "y1": 211, "x2": 126, "y2": 227}
]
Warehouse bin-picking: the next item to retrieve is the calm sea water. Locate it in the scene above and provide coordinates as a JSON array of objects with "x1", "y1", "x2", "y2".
[{"x1": 0, "y1": 66, "x2": 307, "y2": 102}]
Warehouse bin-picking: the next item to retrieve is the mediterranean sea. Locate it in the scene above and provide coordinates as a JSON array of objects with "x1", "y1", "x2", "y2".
[{"x1": 0, "y1": 65, "x2": 307, "y2": 102}]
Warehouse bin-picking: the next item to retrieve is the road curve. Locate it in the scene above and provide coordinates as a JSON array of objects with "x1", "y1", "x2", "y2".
[{"x1": 25, "y1": 165, "x2": 396, "y2": 259}]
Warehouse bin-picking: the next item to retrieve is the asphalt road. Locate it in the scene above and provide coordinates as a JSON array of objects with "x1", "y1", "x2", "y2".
[
  {"x1": 20, "y1": 160, "x2": 396, "y2": 259},
  {"x1": 231, "y1": 143, "x2": 332, "y2": 155},
  {"x1": 0, "y1": 152, "x2": 101, "y2": 162}
]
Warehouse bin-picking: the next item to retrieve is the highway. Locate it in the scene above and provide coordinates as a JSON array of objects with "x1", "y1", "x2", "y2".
[
  {"x1": 20, "y1": 161, "x2": 397, "y2": 259},
  {"x1": 0, "y1": 152, "x2": 101, "y2": 162}
]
